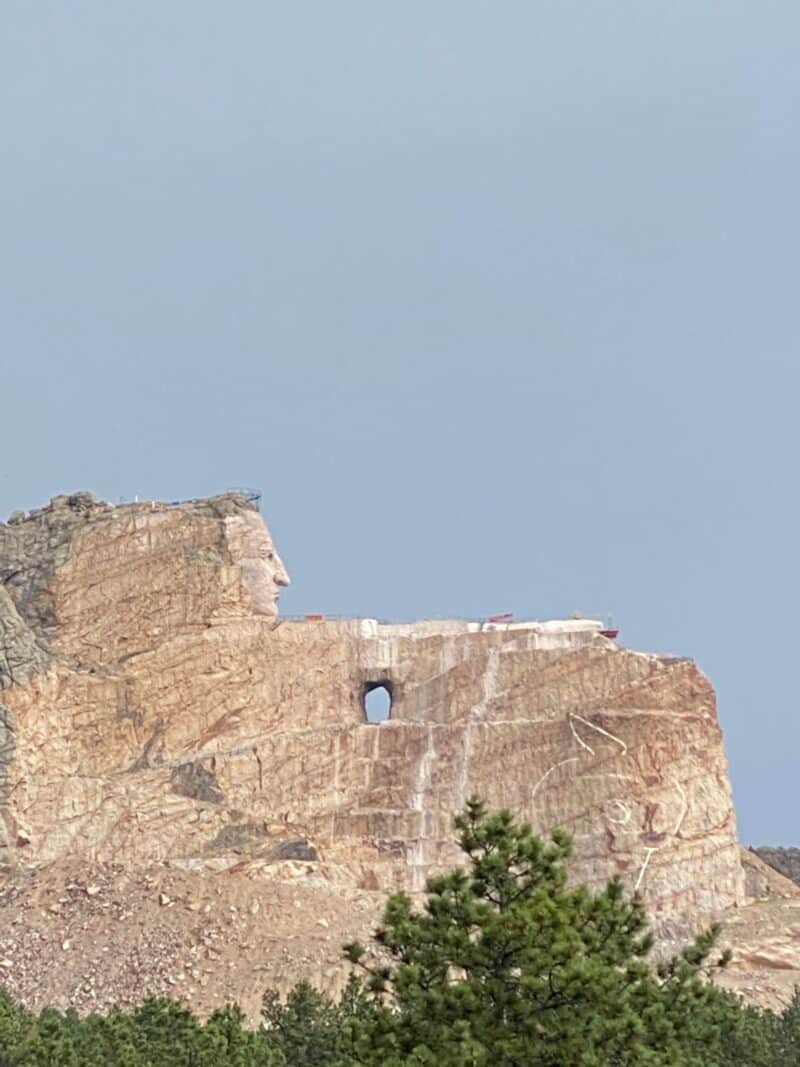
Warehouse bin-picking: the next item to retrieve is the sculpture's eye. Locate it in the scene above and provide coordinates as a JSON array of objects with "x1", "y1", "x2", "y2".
[{"x1": 267, "y1": 552, "x2": 275, "y2": 561}]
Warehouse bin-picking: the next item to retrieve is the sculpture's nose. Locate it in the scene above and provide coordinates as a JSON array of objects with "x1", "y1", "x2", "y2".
[{"x1": 273, "y1": 553, "x2": 290, "y2": 587}]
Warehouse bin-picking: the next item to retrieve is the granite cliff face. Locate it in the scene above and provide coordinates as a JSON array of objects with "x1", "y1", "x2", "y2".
[{"x1": 0, "y1": 491, "x2": 788, "y2": 1014}]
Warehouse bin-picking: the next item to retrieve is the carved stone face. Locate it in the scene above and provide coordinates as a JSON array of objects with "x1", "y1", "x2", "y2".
[{"x1": 225, "y1": 511, "x2": 290, "y2": 617}]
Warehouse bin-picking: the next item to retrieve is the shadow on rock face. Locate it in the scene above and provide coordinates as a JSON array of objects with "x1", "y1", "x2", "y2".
[{"x1": 171, "y1": 762, "x2": 225, "y2": 805}]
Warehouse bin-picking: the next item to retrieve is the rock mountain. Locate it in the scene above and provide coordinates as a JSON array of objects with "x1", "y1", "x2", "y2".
[{"x1": 0, "y1": 491, "x2": 797, "y2": 1016}]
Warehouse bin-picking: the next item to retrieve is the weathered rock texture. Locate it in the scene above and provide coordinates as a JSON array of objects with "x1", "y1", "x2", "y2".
[{"x1": 0, "y1": 490, "x2": 786, "y2": 1013}]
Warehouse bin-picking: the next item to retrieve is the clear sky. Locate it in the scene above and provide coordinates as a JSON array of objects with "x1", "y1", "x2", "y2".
[{"x1": 2, "y1": 3, "x2": 797, "y2": 843}]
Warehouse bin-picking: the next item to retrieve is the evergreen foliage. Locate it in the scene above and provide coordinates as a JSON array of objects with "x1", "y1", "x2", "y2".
[
  {"x1": 0, "y1": 990, "x2": 284, "y2": 1066},
  {"x1": 261, "y1": 975, "x2": 373, "y2": 1065}
]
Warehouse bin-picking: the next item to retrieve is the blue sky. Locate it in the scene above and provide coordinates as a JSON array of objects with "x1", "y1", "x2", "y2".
[{"x1": 2, "y1": 3, "x2": 798, "y2": 842}]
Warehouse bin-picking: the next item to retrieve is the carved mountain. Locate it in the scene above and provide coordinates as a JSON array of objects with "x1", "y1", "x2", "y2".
[{"x1": 0, "y1": 491, "x2": 794, "y2": 1015}]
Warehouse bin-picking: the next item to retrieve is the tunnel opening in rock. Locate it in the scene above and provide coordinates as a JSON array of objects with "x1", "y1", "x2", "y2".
[{"x1": 363, "y1": 681, "x2": 392, "y2": 723}]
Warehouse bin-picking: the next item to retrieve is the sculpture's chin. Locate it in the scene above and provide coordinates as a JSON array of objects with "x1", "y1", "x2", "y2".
[
  {"x1": 257, "y1": 596, "x2": 279, "y2": 618},
  {"x1": 253, "y1": 605, "x2": 278, "y2": 619}
]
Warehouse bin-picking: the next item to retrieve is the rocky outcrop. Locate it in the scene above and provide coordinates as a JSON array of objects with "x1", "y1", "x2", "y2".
[
  {"x1": 0, "y1": 491, "x2": 769, "y2": 1013},
  {"x1": 750, "y1": 847, "x2": 800, "y2": 887},
  {"x1": 715, "y1": 852, "x2": 800, "y2": 1010}
]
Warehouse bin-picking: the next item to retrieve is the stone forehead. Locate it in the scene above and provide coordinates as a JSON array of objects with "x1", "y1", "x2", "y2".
[{"x1": 223, "y1": 510, "x2": 278, "y2": 557}]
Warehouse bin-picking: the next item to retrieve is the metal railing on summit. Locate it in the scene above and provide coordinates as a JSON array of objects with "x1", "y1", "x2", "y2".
[{"x1": 226, "y1": 487, "x2": 262, "y2": 510}]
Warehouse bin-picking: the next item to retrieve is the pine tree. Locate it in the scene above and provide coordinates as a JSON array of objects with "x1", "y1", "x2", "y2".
[
  {"x1": 261, "y1": 975, "x2": 373, "y2": 1065},
  {"x1": 344, "y1": 798, "x2": 741, "y2": 1067}
]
